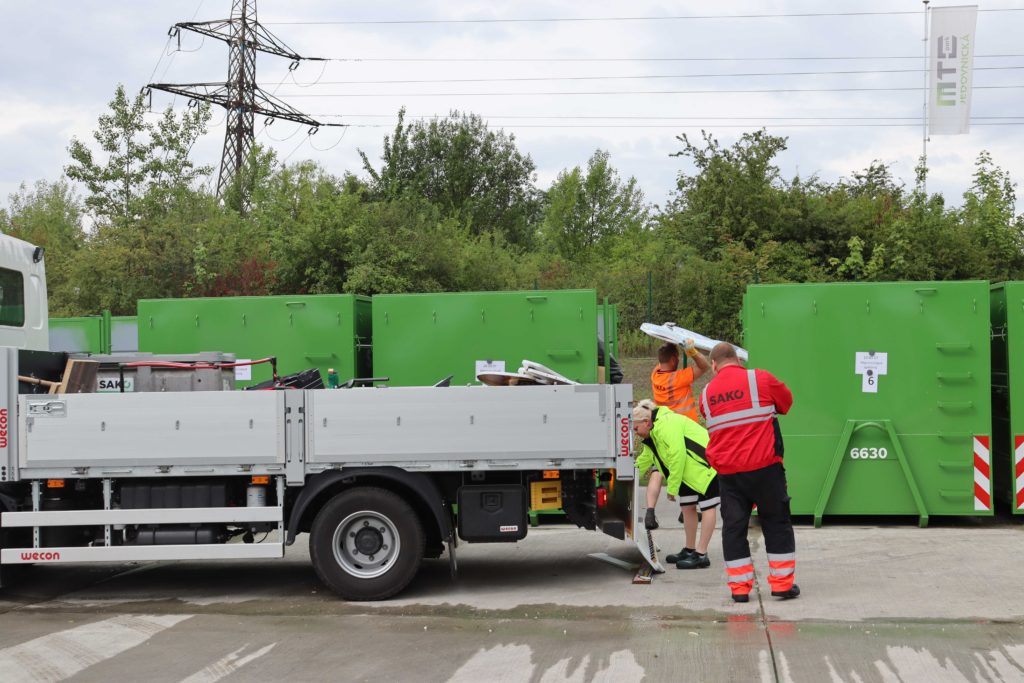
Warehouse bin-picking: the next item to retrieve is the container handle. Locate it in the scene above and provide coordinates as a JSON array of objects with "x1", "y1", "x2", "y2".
[
  {"x1": 913, "y1": 287, "x2": 938, "y2": 295},
  {"x1": 525, "y1": 295, "x2": 548, "y2": 302},
  {"x1": 936, "y1": 401, "x2": 974, "y2": 411},
  {"x1": 285, "y1": 301, "x2": 307, "y2": 307},
  {"x1": 935, "y1": 372, "x2": 973, "y2": 383},
  {"x1": 935, "y1": 342, "x2": 972, "y2": 352},
  {"x1": 936, "y1": 432, "x2": 972, "y2": 441},
  {"x1": 305, "y1": 353, "x2": 337, "y2": 361},
  {"x1": 546, "y1": 349, "x2": 580, "y2": 358}
]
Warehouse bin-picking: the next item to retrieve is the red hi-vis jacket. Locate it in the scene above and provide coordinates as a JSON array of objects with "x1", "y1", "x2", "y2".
[{"x1": 699, "y1": 365, "x2": 793, "y2": 475}]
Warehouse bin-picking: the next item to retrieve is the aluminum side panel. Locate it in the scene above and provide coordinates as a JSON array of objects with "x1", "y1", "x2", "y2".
[
  {"x1": 20, "y1": 391, "x2": 285, "y2": 468},
  {"x1": 307, "y1": 385, "x2": 614, "y2": 465}
]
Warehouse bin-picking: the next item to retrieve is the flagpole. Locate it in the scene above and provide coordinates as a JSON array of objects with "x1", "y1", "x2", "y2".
[{"x1": 922, "y1": 0, "x2": 930, "y2": 195}]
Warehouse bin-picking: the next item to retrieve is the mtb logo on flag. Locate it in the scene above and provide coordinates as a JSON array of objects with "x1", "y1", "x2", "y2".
[
  {"x1": 929, "y1": 5, "x2": 978, "y2": 135},
  {"x1": 973, "y1": 435, "x2": 991, "y2": 511}
]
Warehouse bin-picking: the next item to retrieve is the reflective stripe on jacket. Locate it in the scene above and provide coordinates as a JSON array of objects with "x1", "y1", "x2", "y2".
[
  {"x1": 699, "y1": 365, "x2": 793, "y2": 475},
  {"x1": 635, "y1": 407, "x2": 717, "y2": 495},
  {"x1": 651, "y1": 365, "x2": 697, "y2": 421}
]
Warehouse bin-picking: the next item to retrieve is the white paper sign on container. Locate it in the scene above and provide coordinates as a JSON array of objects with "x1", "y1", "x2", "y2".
[
  {"x1": 475, "y1": 359, "x2": 505, "y2": 376},
  {"x1": 855, "y1": 352, "x2": 888, "y2": 393}
]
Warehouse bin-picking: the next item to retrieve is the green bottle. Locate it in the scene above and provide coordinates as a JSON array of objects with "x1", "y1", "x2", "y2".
[{"x1": 327, "y1": 368, "x2": 339, "y2": 388}]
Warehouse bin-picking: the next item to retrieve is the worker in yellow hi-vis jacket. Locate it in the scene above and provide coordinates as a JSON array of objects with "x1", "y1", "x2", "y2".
[{"x1": 633, "y1": 399, "x2": 720, "y2": 570}]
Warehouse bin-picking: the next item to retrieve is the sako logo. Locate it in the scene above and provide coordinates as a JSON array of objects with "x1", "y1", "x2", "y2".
[
  {"x1": 708, "y1": 390, "x2": 745, "y2": 407},
  {"x1": 20, "y1": 551, "x2": 61, "y2": 561},
  {"x1": 0, "y1": 407, "x2": 8, "y2": 449},
  {"x1": 619, "y1": 417, "x2": 630, "y2": 457}
]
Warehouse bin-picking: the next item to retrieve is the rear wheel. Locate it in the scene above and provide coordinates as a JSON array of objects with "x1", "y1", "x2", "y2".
[{"x1": 309, "y1": 487, "x2": 424, "y2": 601}]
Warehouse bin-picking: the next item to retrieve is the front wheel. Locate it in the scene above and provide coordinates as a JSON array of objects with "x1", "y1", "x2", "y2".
[{"x1": 309, "y1": 487, "x2": 424, "y2": 600}]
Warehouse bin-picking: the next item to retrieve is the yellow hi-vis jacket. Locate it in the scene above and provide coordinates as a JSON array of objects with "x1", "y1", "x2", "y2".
[{"x1": 635, "y1": 407, "x2": 717, "y2": 496}]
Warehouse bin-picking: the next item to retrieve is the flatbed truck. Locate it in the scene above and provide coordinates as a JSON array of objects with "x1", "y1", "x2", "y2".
[{"x1": 0, "y1": 235, "x2": 648, "y2": 600}]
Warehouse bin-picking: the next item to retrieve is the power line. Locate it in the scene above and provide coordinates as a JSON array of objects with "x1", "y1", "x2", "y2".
[
  {"x1": 273, "y1": 65, "x2": 1024, "y2": 87},
  {"x1": 278, "y1": 84, "x2": 1024, "y2": 97},
  {"x1": 262, "y1": 8, "x2": 1024, "y2": 25},
  {"x1": 263, "y1": 122, "x2": 1024, "y2": 129},
  {"x1": 321, "y1": 53, "x2": 1024, "y2": 63},
  {"x1": 311, "y1": 114, "x2": 1024, "y2": 121}
]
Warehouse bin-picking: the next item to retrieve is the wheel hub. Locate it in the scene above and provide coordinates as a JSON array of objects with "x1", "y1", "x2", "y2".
[
  {"x1": 332, "y1": 510, "x2": 402, "y2": 579},
  {"x1": 354, "y1": 526, "x2": 384, "y2": 555}
]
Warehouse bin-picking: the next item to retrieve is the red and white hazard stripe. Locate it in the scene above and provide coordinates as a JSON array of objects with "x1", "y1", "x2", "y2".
[
  {"x1": 974, "y1": 435, "x2": 991, "y2": 512},
  {"x1": 1015, "y1": 436, "x2": 1024, "y2": 511}
]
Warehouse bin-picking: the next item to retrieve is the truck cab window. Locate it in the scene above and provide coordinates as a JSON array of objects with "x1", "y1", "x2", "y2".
[{"x1": 0, "y1": 267, "x2": 25, "y2": 327}]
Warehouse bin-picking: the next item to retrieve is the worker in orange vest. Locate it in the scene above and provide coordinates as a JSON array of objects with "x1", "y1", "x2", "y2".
[{"x1": 644, "y1": 339, "x2": 710, "y2": 531}]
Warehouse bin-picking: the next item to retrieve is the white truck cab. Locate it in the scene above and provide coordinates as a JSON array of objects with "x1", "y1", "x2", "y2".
[{"x1": 0, "y1": 234, "x2": 48, "y2": 351}]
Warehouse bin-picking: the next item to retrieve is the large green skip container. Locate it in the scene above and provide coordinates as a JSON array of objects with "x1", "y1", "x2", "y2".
[
  {"x1": 743, "y1": 281, "x2": 992, "y2": 526},
  {"x1": 373, "y1": 290, "x2": 599, "y2": 386},
  {"x1": 138, "y1": 295, "x2": 371, "y2": 388},
  {"x1": 50, "y1": 314, "x2": 138, "y2": 353},
  {"x1": 990, "y1": 283, "x2": 1024, "y2": 514}
]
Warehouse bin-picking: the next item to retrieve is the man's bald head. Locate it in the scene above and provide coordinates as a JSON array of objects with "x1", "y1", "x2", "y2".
[{"x1": 710, "y1": 342, "x2": 739, "y2": 368}]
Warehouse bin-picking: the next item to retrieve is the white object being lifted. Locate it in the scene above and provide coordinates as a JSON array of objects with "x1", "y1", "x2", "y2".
[
  {"x1": 640, "y1": 322, "x2": 749, "y2": 362},
  {"x1": 476, "y1": 359, "x2": 578, "y2": 386},
  {"x1": 519, "y1": 360, "x2": 578, "y2": 385}
]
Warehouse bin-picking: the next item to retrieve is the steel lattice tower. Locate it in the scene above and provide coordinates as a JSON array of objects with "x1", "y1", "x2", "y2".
[
  {"x1": 219, "y1": 0, "x2": 258, "y2": 200},
  {"x1": 146, "y1": 0, "x2": 337, "y2": 211}
]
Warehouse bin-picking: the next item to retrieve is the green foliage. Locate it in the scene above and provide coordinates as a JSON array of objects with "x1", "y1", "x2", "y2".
[
  {"x1": 4, "y1": 91, "x2": 1024, "y2": 348},
  {"x1": 0, "y1": 180, "x2": 85, "y2": 316},
  {"x1": 359, "y1": 108, "x2": 540, "y2": 246},
  {"x1": 66, "y1": 84, "x2": 212, "y2": 223},
  {"x1": 541, "y1": 149, "x2": 648, "y2": 261}
]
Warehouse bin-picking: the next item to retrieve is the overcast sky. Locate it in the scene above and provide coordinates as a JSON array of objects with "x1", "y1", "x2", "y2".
[{"x1": 2, "y1": 1, "x2": 1022, "y2": 210}]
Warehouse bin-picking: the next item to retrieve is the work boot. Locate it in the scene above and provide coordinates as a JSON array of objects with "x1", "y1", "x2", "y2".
[
  {"x1": 676, "y1": 552, "x2": 711, "y2": 569},
  {"x1": 644, "y1": 508, "x2": 659, "y2": 530},
  {"x1": 731, "y1": 593, "x2": 750, "y2": 603},
  {"x1": 665, "y1": 548, "x2": 695, "y2": 564},
  {"x1": 771, "y1": 584, "x2": 801, "y2": 600}
]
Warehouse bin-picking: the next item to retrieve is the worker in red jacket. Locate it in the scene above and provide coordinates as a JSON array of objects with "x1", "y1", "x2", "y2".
[{"x1": 698, "y1": 342, "x2": 798, "y2": 603}]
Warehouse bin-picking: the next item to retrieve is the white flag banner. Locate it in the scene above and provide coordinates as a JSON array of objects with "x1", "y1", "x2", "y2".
[{"x1": 929, "y1": 5, "x2": 978, "y2": 135}]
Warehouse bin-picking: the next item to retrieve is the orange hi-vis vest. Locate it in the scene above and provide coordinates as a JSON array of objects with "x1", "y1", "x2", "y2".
[{"x1": 651, "y1": 365, "x2": 698, "y2": 421}]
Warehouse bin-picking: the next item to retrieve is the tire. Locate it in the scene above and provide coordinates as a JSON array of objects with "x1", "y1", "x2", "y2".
[{"x1": 309, "y1": 487, "x2": 425, "y2": 601}]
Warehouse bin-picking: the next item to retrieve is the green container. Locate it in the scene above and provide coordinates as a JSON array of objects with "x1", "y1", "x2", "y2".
[
  {"x1": 598, "y1": 301, "x2": 619, "y2": 361},
  {"x1": 138, "y1": 295, "x2": 371, "y2": 388},
  {"x1": 373, "y1": 290, "x2": 599, "y2": 386},
  {"x1": 743, "y1": 281, "x2": 992, "y2": 526},
  {"x1": 50, "y1": 313, "x2": 137, "y2": 353},
  {"x1": 50, "y1": 316, "x2": 104, "y2": 353},
  {"x1": 990, "y1": 283, "x2": 1024, "y2": 514}
]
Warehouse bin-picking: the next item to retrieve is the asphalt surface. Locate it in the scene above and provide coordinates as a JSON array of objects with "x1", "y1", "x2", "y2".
[{"x1": 1, "y1": 494, "x2": 1024, "y2": 682}]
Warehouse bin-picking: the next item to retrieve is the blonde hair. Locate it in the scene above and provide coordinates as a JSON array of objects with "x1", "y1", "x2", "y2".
[{"x1": 632, "y1": 398, "x2": 657, "y2": 422}]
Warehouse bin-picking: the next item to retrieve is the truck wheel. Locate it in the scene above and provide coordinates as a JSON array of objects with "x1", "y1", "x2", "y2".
[{"x1": 309, "y1": 487, "x2": 424, "y2": 601}]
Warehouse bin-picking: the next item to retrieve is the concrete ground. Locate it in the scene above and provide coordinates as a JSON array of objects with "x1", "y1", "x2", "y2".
[{"x1": 1, "y1": 494, "x2": 1023, "y2": 682}]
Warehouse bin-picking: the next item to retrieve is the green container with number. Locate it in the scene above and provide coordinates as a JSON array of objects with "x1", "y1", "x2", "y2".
[
  {"x1": 990, "y1": 283, "x2": 1024, "y2": 514},
  {"x1": 743, "y1": 281, "x2": 992, "y2": 525},
  {"x1": 373, "y1": 290, "x2": 599, "y2": 386},
  {"x1": 137, "y1": 295, "x2": 371, "y2": 388}
]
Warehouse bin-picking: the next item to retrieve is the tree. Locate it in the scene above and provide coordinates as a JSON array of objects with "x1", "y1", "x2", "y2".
[
  {"x1": 359, "y1": 109, "x2": 540, "y2": 246},
  {"x1": 0, "y1": 180, "x2": 85, "y2": 316},
  {"x1": 664, "y1": 129, "x2": 790, "y2": 254},
  {"x1": 541, "y1": 149, "x2": 649, "y2": 260},
  {"x1": 66, "y1": 85, "x2": 212, "y2": 223}
]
